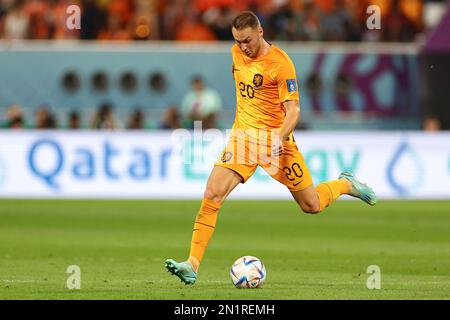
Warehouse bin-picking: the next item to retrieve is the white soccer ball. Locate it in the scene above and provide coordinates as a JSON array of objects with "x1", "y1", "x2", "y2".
[{"x1": 230, "y1": 256, "x2": 266, "y2": 288}]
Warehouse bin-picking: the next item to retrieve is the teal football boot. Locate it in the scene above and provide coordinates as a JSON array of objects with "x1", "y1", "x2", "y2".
[
  {"x1": 339, "y1": 172, "x2": 377, "y2": 206},
  {"x1": 165, "y1": 259, "x2": 197, "y2": 285}
]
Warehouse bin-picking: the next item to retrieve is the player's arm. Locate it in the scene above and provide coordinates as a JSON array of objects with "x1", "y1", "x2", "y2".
[
  {"x1": 279, "y1": 100, "x2": 300, "y2": 141},
  {"x1": 272, "y1": 100, "x2": 300, "y2": 156},
  {"x1": 272, "y1": 55, "x2": 300, "y2": 156}
]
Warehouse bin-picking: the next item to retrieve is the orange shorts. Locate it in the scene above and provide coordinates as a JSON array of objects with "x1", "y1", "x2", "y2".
[{"x1": 215, "y1": 134, "x2": 313, "y2": 192}]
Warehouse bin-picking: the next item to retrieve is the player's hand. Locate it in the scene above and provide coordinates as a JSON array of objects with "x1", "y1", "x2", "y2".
[{"x1": 271, "y1": 135, "x2": 284, "y2": 157}]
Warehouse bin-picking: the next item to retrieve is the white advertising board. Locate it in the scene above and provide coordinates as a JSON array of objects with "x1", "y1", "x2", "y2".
[{"x1": 0, "y1": 130, "x2": 449, "y2": 200}]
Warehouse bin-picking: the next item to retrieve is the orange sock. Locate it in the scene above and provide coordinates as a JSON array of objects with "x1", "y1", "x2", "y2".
[
  {"x1": 188, "y1": 198, "x2": 221, "y2": 272},
  {"x1": 315, "y1": 179, "x2": 351, "y2": 212}
]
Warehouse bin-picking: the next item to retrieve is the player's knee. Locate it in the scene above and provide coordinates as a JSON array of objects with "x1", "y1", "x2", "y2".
[
  {"x1": 300, "y1": 201, "x2": 320, "y2": 214},
  {"x1": 203, "y1": 187, "x2": 225, "y2": 204}
]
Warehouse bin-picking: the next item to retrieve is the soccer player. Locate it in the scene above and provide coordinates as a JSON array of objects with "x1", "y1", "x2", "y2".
[{"x1": 165, "y1": 11, "x2": 376, "y2": 285}]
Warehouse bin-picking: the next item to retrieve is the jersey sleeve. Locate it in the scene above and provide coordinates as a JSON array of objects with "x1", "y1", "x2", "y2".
[
  {"x1": 231, "y1": 45, "x2": 237, "y2": 80},
  {"x1": 276, "y1": 57, "x2": 300, "y2": 102}
]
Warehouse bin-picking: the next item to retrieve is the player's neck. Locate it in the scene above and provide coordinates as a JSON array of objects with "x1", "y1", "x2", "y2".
[{"x1": 254, "y1": 39, "x2": 272, "y2": 59}]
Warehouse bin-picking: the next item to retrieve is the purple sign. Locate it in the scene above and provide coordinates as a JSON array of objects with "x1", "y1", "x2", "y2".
[{"x1": 308, "y1": 53, "x2": 419, "y2": 117}]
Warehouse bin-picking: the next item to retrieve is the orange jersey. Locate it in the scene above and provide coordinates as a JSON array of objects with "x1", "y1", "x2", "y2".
[{"x1": 231, "y1": 43, "x2": 299, "y2": 132}]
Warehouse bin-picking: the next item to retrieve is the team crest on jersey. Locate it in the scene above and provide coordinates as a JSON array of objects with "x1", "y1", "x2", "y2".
[
  {"x1": 221, "y1": 151, "x2": 233, "y2": 163},
  {"x1": 253, "y1": 74, "x2": 264, "y2": 89}
]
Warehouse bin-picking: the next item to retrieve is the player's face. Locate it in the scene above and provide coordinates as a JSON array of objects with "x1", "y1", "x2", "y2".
[{"x1": 232, "y1": 27, "x2": 263, "y2": 58}]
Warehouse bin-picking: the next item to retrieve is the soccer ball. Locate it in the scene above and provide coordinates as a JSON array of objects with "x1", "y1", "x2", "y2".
[{"x1": 230, "y1": 256, "x2": 266, "y2": 288}]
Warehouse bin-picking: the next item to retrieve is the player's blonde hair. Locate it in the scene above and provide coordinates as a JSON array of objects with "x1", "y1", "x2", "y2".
[{"x1": 231, "y1": 11, "x2": 261, "y2": 30}]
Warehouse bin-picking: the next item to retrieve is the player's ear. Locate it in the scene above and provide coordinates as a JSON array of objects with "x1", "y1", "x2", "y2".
[{"x1": 258, "y1": 26, "x2": 263, "y2": 38}]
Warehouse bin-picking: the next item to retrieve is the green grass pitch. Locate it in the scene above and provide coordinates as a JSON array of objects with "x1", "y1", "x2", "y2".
[{"x1": 0, "y1": 199, "x2": 449, "y2": 300}]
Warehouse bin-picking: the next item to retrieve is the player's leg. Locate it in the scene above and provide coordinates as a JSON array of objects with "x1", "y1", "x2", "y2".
[
  {"x1": 291, "y1": 172, "x2": 377, "y2": 214},
  {"x1": 263, "y1": 141, "x2": 376, "y2": 214},
  {"x1": 290, "y1": 185, "x2": 320, "y2": 214},
  {"x1": 290, "y1": 180, "x2": 351, "y2": 214},
  {"x1": 165, "y1": 165, "x2": 247, "y2": 285},
  {"x1": 188, "y1": 165, "x2": 243, "y2": 271},
  {"x1": 184, "y1": 136, "x2": 259, "y2": 274},
  {"x1": 165, "y1": 133, "x2": 259, "y2": 285}
]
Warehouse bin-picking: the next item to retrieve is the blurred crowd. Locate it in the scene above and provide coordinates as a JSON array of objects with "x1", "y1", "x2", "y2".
[
  {"x1": 1, "y1": 67, "x2": 444, "y2": 130},
  {"x1": 0, "y1": 75, "x2": 226, "y2": 130},
  {"x1": 0, "y1": 0, "x2": 442, "y2": 131},
  {"x1": 0, "y1": 0, "x2": 424, "y2": 42}
]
